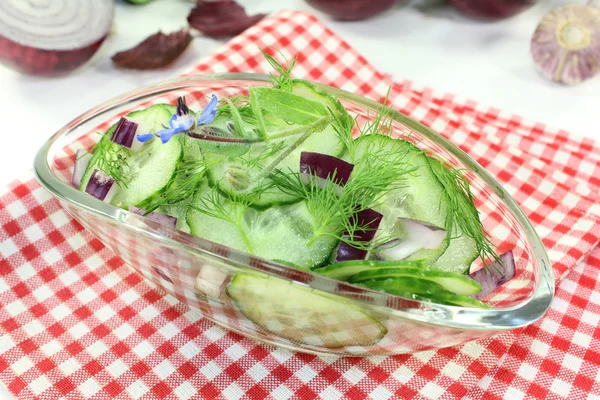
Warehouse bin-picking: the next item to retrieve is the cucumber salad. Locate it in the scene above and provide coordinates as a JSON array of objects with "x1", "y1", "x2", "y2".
[{"x1": 74, "y1": 51, "x2": 515, "y2": 310}]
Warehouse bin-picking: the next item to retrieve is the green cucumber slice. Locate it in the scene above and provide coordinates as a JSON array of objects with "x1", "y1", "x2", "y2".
[
  {"x1": 313, "y1": 259, "x2": 424, "y2": 280},
  {"x1": 352, "y1": 134, "x2": 450, "y2": 265},
  {"x1": 348, "y1": 267, "x2": 482, "y2": 296},
  {"x1": 226, "y1": 273, "x2": 387, "y2": 348},
  {"x1": 187, "y1": 185, "x2": 340, "y2": 269},
  {"x1": 357, "y1": 277, "x2": 451, "y2": 297}
]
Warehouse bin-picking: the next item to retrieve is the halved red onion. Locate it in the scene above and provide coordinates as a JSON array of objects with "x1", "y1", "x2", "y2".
[
  {"x1": 128, "y1": 206, "x2": 177, "y2": 229},
  {"x1": 335, "y1": 209, "x2": 383, "y2": 262},
  {"x1": 72, "y1": 150, "x2": 92, "y2": 189},
  {"x1": 377, "y1": 218, "x2": 447, "y2": 260},
  {"x1": 300, "y1": 152, "x2": 355, "y2": 192},
  {"x1": 110, "y1": 118, "x2": 138, "y2": 149},
  {"x1": 85, "y1": 169, "x2": 117, "y2": 202},
  {"x1": 470, "y1": 251, "x2": 516, "y2": 300},
  {"x1": 0, "y1": 1, "x2": 114, "y2": 75}
]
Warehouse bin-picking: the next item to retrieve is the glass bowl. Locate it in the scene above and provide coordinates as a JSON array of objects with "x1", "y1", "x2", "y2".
[{"x1": 33, "y1": 74, "x2": 554, "y2": 356}]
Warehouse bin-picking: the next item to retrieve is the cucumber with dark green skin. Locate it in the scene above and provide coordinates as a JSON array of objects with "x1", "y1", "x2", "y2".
[
  {"x1": 313, "y1": 259, "x2": 424, "y2": 280},
  {"x1": 349, "y1": 267, "x2": 482, "y2": 296}
]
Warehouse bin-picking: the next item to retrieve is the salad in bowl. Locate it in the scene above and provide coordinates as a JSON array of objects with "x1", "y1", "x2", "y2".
[{"x1": 34, "y1": 51, "x2": 553, "y2": 355}]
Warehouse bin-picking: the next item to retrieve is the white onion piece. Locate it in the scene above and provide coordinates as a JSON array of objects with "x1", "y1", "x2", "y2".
[
  {"x1": 84, "y1": 169, "x2": 117, "y2": 202},
  {"x1": 195, "y1": 264, "x2": 229, "y2": 299},
  {"x1": 72, "y1": 150, "x2": 91, "y2": 189},
  {"x1": 128, "y1": 206, "x2": 177, "y2": 229},
  {"x1": 0, "y1": 0, "x2": 114, "y2": 75},
  {"x1": 471, "y1": 251, "x2": 516, "y2": 300},
  {"x1": 377, "y1": 218, "x2": 447, "y2": 260}
]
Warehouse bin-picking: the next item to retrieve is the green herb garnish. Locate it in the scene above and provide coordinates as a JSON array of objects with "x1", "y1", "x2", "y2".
[
  {"x1": 260, "y1": 48, "x2": 297, "y2": 91},
  {"x1": 89, "y1": 134, "x2": 131, "y2": 188}
]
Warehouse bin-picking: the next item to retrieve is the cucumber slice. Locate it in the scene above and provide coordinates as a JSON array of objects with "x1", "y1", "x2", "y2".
[
  {"x1": 349, "y1": 267, "x2": 482, "y2": 296},
  {"x1": 313, "y1": 259, "x2": 424, "y2": 280},
  {"x1": 187, "y1": 185, "x2": 340, "y2": 269},
  {"x1": 226, "y1": 273, "x2": 387, "y2": 348},
  {"x1": 110, "y1": 134, "x2": 182, "y2": 208},
  {"x1": 352, "y1": 135, "x2": 450, "y2": 264},
  {"x1": 80, "y1": 104, "x2": 181, "y2": 208},
  {"x1": 358, "y1": 277, "x2": 451, "y2": 297},
  {"x1": 431, "y1": 233, "x2": 478, "y2": 274}
]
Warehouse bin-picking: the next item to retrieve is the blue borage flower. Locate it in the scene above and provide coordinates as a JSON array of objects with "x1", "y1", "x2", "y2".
[{"x1": 137, "y1": 95, "x2": 218, "y2": 144}]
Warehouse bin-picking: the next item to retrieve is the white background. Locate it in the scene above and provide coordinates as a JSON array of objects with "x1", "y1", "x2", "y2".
[{"x1": 0, "y1": 0, "x2": 597, "y2": 398}]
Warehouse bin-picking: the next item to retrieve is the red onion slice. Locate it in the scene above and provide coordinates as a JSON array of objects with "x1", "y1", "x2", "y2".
[
  {"x1": 0, "y1": 0, "x2": 114, "y2": 75},
  {"x1": 377, "y1": 218, "x2": 447, "y2": 260},
  {"x1": 300, "y1": 152, "x2": 355, "y2": 191},
  {"x1": 470, "y1": 251, "x2": 516, "y2": 300},
  {"x1": 129, "y1": 206, "x2": 177, "y2": 229},
  {"x1": 72, "y1": 150, "x2": 92, "y2": 189},
  {"x1": 187, "y1": 1, "x2": 266, "y2": 38},
  {"x1": 334, "y1": 209, "x2": 383, "y2": 262},
  {"x1": 85, "y1": 169, "x2": 117, "y2": 202},
  {"x1": 110, "y1": 118, "x2": 138, "y2": 149}
]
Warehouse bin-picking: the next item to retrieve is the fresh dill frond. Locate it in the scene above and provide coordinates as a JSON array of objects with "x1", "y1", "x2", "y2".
[
  {"x1": 189, "y1": 188, "x2": 253, "y2": 252},
  {"x1": 269, "y1": 148, "x2": 414, "y2": 250},
  {"x1": 239, "y1": 141, "x2": 286, "y2": 170},
  {"x1": 90, "y1": 137, "x2": 131, "y2": 188},
  {"x1": 138, "y1": 157, "x2": 214, "y2": 213},
  {"x1": 216, "y1": 95, "x2": 257, "y2": 125},
  {"x1": 427, "y1": 156, "x2": 500, "y2": 269},
  {"x1": 259, "y1": 47, "x2": 297, "y2": 91}
]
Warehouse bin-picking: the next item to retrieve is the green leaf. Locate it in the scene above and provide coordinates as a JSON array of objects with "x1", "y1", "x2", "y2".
[{"x1": 251, "y1": 87, "x2": 329, "y2": 125}]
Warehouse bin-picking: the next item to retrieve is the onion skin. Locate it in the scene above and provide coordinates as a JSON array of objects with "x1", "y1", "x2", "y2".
[
  {"x1": 305, "y1": 0, "x2": 396, "y2": 21},
  {"x1": 447, "y1": 0, "x2": 537, "y2": 20},
  {"x1": 531, "y1": 5, "x2": 600, "y2": 85},
  {"x1": 0, "y1": 35, "x2": 105, "y2": 75}
]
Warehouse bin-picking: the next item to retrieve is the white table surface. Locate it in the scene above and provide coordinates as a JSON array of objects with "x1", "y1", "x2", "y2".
[{"x1": 0, "y1": 0, "x2": 597, "y2": 398}]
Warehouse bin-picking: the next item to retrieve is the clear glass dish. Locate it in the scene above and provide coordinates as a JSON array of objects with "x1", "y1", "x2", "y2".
[{"x1": 33, "y1": 74, "x2": 554, "y2": 356}]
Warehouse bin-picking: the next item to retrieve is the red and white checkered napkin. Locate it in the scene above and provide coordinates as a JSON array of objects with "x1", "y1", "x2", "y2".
[{"x1": 1, "y1": 11, "x2": 600, "y2": 400}]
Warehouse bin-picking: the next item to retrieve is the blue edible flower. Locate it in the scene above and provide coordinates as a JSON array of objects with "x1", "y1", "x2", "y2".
[{"x1": 136, "y1": 95, "x2": 219, "y2": 144}]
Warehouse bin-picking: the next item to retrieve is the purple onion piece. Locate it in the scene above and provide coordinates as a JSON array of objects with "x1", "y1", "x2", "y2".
[
  {"x1": 129, "y1": 206, "x2": 177, "y2": 229},
  {"x1": 377, "y1": 218, "x2": 447, "y2": 260},
  {"x1": 85, "y1": 169, "x2": 116, "y2": 201},
  {"x1": 300, "y1": 152, "x2": 355, "y2": 187},
  {"x1": 72, "y1": 149, "x2": 91, "y2": 189},
  {"x1": 334, "y1": 209, "x2": 383, "y2": 262},
  {"x1": 110, "y1": 117, "x2": 138, "y2": 149},
  {"x1": 470, "y1": 251, "x2": 516, "y2": 300},
  {"x1": 531, "y1": 4, "x2": 600, "y2": 85}
]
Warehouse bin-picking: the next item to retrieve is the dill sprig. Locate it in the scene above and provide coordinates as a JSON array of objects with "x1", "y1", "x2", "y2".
[
  {"x1": 260, "y1": 47, "x2": 297, "y2": 91},
  {"x1": 238, "y1": 141, "x2": 287, "y2": 170},
  {"x1": 90, "y1": 137, "x2": 131, "y2": 188},
  {"x1": 216, "y1": 95, "x2": 256, "y2": 124},
  {"x1": 138, "y1": 157, "x2": 214, "y2": 213},
  {"x1": 189, "y1": 188, "x2": 254, "y2": 252},
  {"x1": 427, "y1": 156, "x2": 500, "y2": 269},
  {"x1": 269, "y1": 148, "x2": 414, "y2": 250}
]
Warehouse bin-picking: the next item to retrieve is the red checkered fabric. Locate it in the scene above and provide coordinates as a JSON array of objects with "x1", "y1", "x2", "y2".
[{"x1": 1, "y1": 10, "x2": 600, "y2": 399}]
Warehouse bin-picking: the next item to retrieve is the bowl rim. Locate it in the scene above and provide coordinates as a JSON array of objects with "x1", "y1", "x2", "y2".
[{"x1": 33, "y1": 72, "x2": 554, "y2": 332}]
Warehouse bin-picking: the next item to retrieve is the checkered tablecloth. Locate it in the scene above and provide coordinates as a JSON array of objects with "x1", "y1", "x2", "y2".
[{"x1": 1, "y1": 10, "x2": 600, "y2": 399}]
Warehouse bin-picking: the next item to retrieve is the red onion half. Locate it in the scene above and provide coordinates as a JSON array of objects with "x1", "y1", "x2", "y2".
[
  {"x1": 305, "y1": 0, "x2": 396, "y2": 21},
  {"x1": 0, "y1": 0, "x2": 114, "y2": 75},
  {"x1": 448, "y1": 0, "x2": 537, "y2": 21}
]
